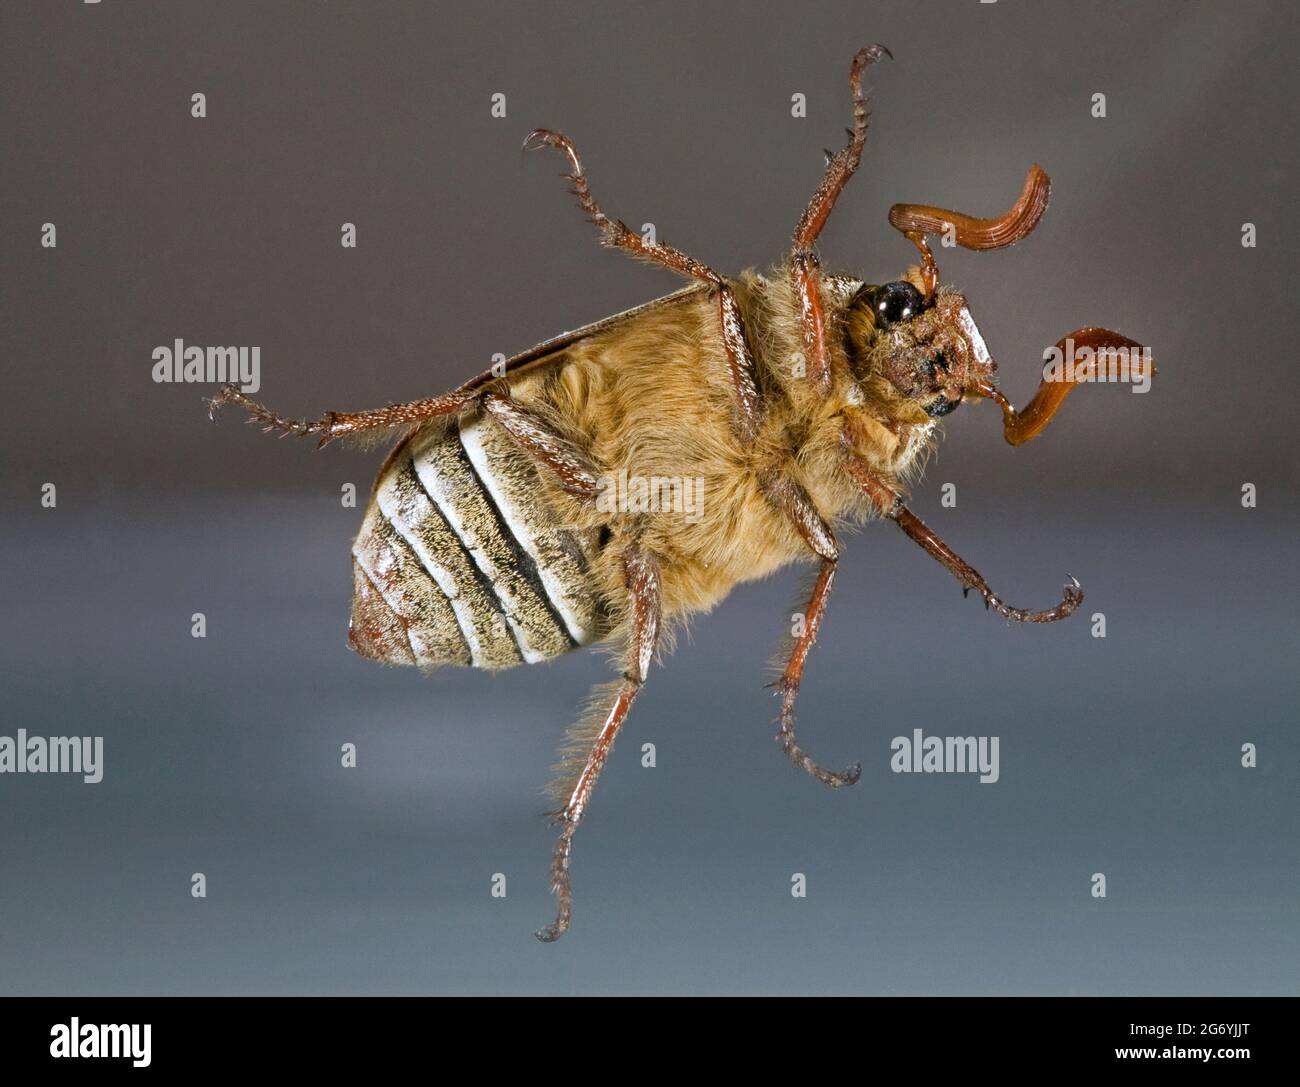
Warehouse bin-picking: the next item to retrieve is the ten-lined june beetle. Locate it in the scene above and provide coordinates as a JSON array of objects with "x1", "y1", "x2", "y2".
[{"x1": 210, "y1": 44, "x2": 1152, "y2": 941}]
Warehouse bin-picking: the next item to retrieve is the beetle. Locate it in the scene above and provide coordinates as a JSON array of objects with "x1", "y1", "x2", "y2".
[{"x1": 210, "y1": 44, "x2": 1152, "y2": 940}]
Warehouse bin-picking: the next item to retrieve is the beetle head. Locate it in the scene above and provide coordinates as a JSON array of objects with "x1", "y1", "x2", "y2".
[
  {"x1": 847, "y1": 164, "x2": 1051, "y2": 418},
  {"x1": 846, "y1": 281, "x2": 996, "y2": 418},
  {"x1": 845, "y1": 163, "x2": 1152, "y2": 445}
]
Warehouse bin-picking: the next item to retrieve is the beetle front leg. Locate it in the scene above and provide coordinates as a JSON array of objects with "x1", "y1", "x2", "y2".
[
  {"x1": 842, "y1": 450, "x2": 1082, "y2": 623},
  {"x1": 790, "y1": 44, "x2": 891, "y2": 393}
]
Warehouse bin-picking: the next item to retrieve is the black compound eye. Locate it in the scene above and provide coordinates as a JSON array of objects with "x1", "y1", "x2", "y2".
[
  {"x1": 869, "y1": 281, "x2": 924, "y2": 328},
  {"x1": 925, "y1": 395, "x2": 961, "y2": 417}
]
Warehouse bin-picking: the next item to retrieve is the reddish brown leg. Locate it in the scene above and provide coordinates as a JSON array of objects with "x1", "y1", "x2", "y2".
[
  {"x1": 212, "y1": 376, "x2": 603, "y2": 511},
  {"x1": 207, "y1": 383, "x2": 477, "y2": 447},
  {"x1": 537, "y1": 545, "x2": 661, "y2": 943},
  {"x1": 971, "y1": 328, "x2": 1153, "y2": 447},
  {"x1": 790, "y1": 44, "x2": 891, "y2": 393},
  {"x1": 842, "y1": 449, "x2": 1082, "y2": 623},
  {"x1": 760, "y1": 473, "x2": 861, "y2": 788},
  {"x1": 206, "y1": 296, "x2": 710, "y2": 447},
  {"x1": 481, "y1": 392, "x2": 599, "y2": 499},
  {"x1": 523, "y1": 128, "x2": 762, "y2": 442}
]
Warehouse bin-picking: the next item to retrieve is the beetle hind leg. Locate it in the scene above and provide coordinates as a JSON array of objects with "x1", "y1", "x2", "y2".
[
  {"x1": 536, "y1": 544, "x2": 661, "y2": 942},
  {"x1": 206, "y1": 384, "x2": 476, "y2": 447},
  {"x1": 537, "y1": 678, "x2": 633, "y2": 943}
]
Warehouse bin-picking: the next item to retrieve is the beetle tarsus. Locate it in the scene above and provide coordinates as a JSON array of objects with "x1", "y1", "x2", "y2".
[
  {"x1": 779, "y1": 683, "x2": 862, "y2": 788},
  {"x1": 535, "y1": 822, "x2": 575, "y2": 943}
]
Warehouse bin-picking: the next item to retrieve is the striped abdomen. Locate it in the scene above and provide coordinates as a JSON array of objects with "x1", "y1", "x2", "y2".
[{"x1": 348, "y1": 411, "x2": 607, "y2": 669}]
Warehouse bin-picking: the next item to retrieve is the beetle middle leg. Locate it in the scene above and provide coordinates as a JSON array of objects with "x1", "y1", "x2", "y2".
[
  {"x1": 537, "y1": 543, "x2": 661, "y2": 942},
  {"x1": 760, "y1": 471, "x2": 861, "y2": 788},
  {"x1": 522, "y1": 128, "x2": 762, "y2": 443},
  {"x1": 790, "y1": 43, "x2": 891, "y2": 393}
]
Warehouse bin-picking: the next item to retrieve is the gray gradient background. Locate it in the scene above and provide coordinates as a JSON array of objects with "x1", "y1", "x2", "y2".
[{"x1": 2, "y1": 1, "x2": 1296, "y2": 994}]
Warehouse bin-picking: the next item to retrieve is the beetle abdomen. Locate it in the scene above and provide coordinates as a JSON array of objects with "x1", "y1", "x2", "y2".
[{"x1": 349, "y1": 412, "x2": 606, "y2": 670}]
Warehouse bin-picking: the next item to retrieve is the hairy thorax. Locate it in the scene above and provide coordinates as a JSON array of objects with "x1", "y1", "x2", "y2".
[{"x1": 516, "y1": 270, "x2": 939, "y2": 622}]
